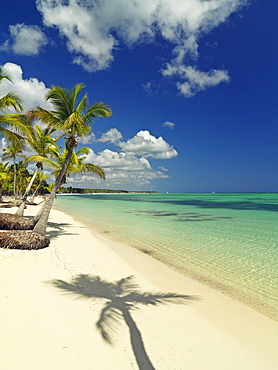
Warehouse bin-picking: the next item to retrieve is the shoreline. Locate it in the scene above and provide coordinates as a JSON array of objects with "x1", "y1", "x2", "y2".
[{"x1": 1, "y1": 204, "x2": 278, "y2": 369}]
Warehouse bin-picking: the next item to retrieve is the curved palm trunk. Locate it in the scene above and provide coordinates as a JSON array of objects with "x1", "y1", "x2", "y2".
[
  {"x1": 15, "y1": 167, "x2": 39, "y2": 216},
  {"x1": 31, "y1": 182, "x2": 42, "y2": 202},
  {"x1": 122, "y1": 307, "x2": 155, "y2": 370},
  {"x1": 33, "y1": 147, "x2": 74, "y2": 235}
]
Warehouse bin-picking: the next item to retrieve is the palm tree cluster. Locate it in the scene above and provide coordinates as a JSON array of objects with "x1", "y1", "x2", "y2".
[
  {"x1": 0, "y1": 160, "x2": 48, "y2": 202},
  {"x1": 0, "y1": 66, "x2": 112, "y2": 247}
]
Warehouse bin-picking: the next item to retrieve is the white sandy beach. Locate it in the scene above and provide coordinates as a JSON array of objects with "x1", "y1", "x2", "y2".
[{"x1": 1, "y1": 203, "x2": 278, "y2": 369}]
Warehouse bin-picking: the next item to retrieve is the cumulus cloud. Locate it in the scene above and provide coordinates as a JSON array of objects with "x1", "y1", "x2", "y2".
[
  {"x1": 163, "y1": 121, "x2": 175, "y2": 129},
  {"x1": 98, "y1": 128, "x2": 123, "y2": 143},
  {"x1": 0, "y1": 62, "x2": 51, "y2": 112},
  {"x1": 36, "y1": 0, "x2": 247, "y2": 95},
  {"x1": 0, "y1": 24, "x2": 47, "y2": 55},
  {"x1": 85, "y1": 149, "x2": 152, "y2": 171},
  {"x1": 79, "y1": 132, "x2": 96, "y2": 144},
  {"x1": 118, "y1": 130, "x2": 178, "y2": 159},
  {"x1": 67, "y1": 147, "x2": 169, "y2": 189},
  {"x1": 66, "y1": 167, "x2": 168, "y2": 188},
  {"x1": 96, "y1": 128, "x2": 178, "y2": 159},
  {"x1": 72, "y1": 128, "x2": 178, "y2": 189}
]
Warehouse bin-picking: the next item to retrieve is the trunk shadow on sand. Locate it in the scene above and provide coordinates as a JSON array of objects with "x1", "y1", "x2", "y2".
[{"x1": 49, "y1": 274, "x2": 197, "y2": 370}]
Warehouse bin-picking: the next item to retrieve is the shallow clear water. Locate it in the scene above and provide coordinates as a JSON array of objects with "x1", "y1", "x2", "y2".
[{"x1": 54, "y1": 193, "x2": 278, "y2": 320}]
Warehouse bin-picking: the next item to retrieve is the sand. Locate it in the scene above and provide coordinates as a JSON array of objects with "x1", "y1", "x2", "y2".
[{"x1": 1, "y1": 203, "x2": 278, "y2": 369}]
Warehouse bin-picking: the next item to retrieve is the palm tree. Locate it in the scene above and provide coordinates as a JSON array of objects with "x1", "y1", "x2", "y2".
[
  {"x1": 0, "y1": 162, "x2": 10, "y2": 201},
  {"x1": 30, "y1": 171, "x2": 49, "y2": 202},
  {"x1": 29, "y1": 83, "x2": 112, "y2": 234},
  {"x1": 16, "y1": 125, "x2": 58, "y2": 216},
  {"x1": 2, "y1": 143, "x2": 26, "y2": 199},
  {"x1": 0, "y1": 66, "x2": 34, "y2": 147},
  {"x1": 50, "y1": 275, "x2": 195, "y2": 370},
  {"x1": 31, "y1": 145, "x2": 105, "y2": 223},
  {"x1": 31, "y1": 145, "x2": 105, "y2": 186}
]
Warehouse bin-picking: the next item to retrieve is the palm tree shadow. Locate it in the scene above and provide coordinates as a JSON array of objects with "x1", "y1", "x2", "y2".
[{"x1": 49, "y1": 274, "x2": 197, "y2": 370}]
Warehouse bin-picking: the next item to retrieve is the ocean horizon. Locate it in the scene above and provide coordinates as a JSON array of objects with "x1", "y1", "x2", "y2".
[{"x1": 54, "y1": 192, "x2": 278, "y2": 321}]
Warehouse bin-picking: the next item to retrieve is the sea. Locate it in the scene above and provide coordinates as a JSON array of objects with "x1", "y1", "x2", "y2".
[{"x1": 53, "y1": 192, "x2": 278, "y2": 321}]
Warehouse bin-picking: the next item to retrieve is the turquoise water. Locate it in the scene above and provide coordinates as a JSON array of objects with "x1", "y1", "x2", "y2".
[{"x1": 54, "y1": 193, "x2": 278, "y2": 320}]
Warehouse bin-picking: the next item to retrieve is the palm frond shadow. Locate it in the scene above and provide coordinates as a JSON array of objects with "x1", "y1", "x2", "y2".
[
  {"x1": 46, "y1": 222, "x2": 80, "y2": 239},
  {"x1": 23, "y1": 216, "x2": 79, "y2": 239},
  {"x1": 49, "y1": 274, "x2": 197, "y2": 370}
]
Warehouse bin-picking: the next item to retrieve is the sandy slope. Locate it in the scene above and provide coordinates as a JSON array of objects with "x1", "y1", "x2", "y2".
[{"x1": 1, "y1": 204, "x2": 278, "y2": 369}]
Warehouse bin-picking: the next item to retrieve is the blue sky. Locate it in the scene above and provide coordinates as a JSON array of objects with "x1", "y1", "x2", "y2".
[{"x1": 0, "y1": 0, "x2": 277, "y2": 192}]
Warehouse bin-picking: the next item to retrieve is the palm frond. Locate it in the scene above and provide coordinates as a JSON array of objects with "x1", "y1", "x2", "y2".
[
  {"x1": 0, "y1": 92, "x2": 23, "y2": 112},
  {"x1": 0, "y1": 127, "x2": 24, "y2": 148},
  {"x1": 84, "y1": 102, "x2": 112, "y2": 124},
  {"x1": 71, "y1": 163, "x2": 105, "y2": 179},
  {"x1": 3, "y1": 114, "x2": 34, "y2": 139},
  {"x1": 46, "y1": 86, "x2": 72, "y2": 118},
  {"x1": 70, "y1": 83, "x2": 86, "y2": 111},
  {"x1": 25, "y1": 154, "x2": 58, "y2": 170},
  {"x1": 0, "y1": 67, "x2": 12, "y2": 83},
  {"x1": 28, "y1": 107, "x2": 61, "y2": 128},
  {"x1": 76, "y1": 146, "x2": 90, "y2": 156}
]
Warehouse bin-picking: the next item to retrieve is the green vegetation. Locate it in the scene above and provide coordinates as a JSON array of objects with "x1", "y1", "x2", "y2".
[
  {"x1": 58, "y1": 187, "x2": 157, "y2": 194},
  {"x1": 28, "y1": 83, "x2": 112, "y2": 234},
  {"x1": 0, "y1": 68, "x2": 156, "y2": 244},
  {"x1": 0, "y1": 161, "x2": 49, "y2": 198},
  {"x1": 59, "y1": 187, "x2": 129, "y2": 194}
]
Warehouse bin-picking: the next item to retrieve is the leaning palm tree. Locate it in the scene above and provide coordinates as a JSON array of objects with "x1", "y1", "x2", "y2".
[
  {"x1": 2, "y1": 143, "x2": 26, "y2": 199},
  {"x1": 50, "y1": 275, "x2": 195, "y2": 370},
  {"x1": 31, "y1": 145, "x2": 105, "y2": 186},
  {"x1": 30, "y1": 171, "x2": 49, "y2": 202},
  {"x1": 31, "y1": 145, "x2": 105, "y2": 222},
  {"x1": 15, "y1": 125, "x2": 59, "y2": 216},
  {"x1": 0, "y1": 66, "x2": 34, "y2": 147},
  {"x1": 29, "y1": 83, "x2": 112, "y2": 234}
]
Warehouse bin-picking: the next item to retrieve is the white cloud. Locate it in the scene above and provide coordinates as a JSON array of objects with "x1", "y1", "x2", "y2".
[
  {"x1": 118, "y1": 130, "x2": 178, "y2": 159},
  {"x1": 36, "y1": 0, "x2": 247, "y2": 94},
  {"x1": 142, "y1": 81, "x2": 159, "y2": 96},
  {"x1": 96, "y1": 128, "x2": 178, "y2": 159},
  {"x1": 163, "y1": 121, "x2": 175, "y2": 129},
  {"x1": 79, "y1": 132, "x2": 96, "y2": 144},
  {"x1": 0, "y1": 138, "x2": 8, "y2": 157},
  {"x1": 0, "y1": 62, "x2": 52, "y2": 112},
  {"x1": 158, "y1": 166, "x2": 169, "y2": 172},
  {"x1": 66, "y1": 147, "x2": 169, "y2": 189},
  {"x1": 66, "y1": 166, "x2": 169, "y2": 189},
  {"x1": 98, "y1": 128, "x2": 123, "y2": 143},
  {"x1": 1, "y1": 24, "x2": 47, "y2": 55},
  {"x1": 85, "y1": 149, "x2": 152, "y2": 171},
  {"x1": 162, "y1": 65, "x2": 230, "y2": 97},
  {"x1": 76, "y1": 128, "x2": 177, "y2": 188}
]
